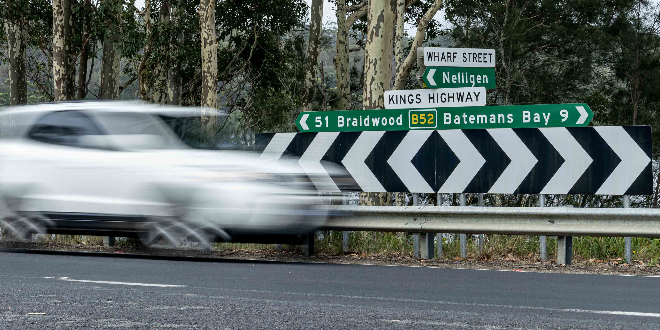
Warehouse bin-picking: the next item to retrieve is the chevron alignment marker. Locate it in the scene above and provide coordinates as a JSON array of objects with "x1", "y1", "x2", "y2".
[{"x1": 255, "y1": 127, "x2": 652, "y2": 195}]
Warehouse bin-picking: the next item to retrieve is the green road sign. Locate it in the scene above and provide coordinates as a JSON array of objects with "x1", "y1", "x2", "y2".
[
  {"x1": 423, "y1": 67, "x2": 496, "y2": 89},
  {"x1": 296, "y1": 103, "x2": 593, "y2": 132}
]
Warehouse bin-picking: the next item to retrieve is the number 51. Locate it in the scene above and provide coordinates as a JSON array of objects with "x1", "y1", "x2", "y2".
[{"x1": 315, "y1": 116, "x2": 329, "y2": 127}]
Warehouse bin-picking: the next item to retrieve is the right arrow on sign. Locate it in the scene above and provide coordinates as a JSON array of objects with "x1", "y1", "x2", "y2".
[
  {"x1": 576, "y1": 105, "x2": 588, "y2": 125},
  {"x1": 437, "y1": 130, "x2": 485, "y2": 193},
  {"x1": 594, "y1": 126, "x2": 651, "y2": 195},
  {"x1": 539, "y1": 128, "x2": 592, "y2": 194},
  {"x1": 487, "y1": 129, "x2": 538, "y2": 194}
]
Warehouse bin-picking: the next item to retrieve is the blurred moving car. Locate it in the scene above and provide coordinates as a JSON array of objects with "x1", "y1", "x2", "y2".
[{"x1": 0, "y1": 101, "x2": 345, "y2": 246}]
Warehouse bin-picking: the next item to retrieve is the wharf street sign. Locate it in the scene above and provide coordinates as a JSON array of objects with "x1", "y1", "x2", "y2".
[
  {"x1": 296, "y1": 104, "x2": 593, "y2": 132},
  {"x1": 256, "y1": 126, "x2": 652, "y2": 195},
  {"x1": 423, "y1": 47, "x2": 496, "y2": 67},
  {"x1": 423, "y1": 67, "x2": 496, "y2": 89},
  {"x1": 384, "y1": 87, "x2": 486, "y2": 109}
]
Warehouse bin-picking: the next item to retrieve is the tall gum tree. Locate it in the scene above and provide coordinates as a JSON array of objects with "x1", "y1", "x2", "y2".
[
  {"x1": 200, "y1": 0, "x2": 217, "y2": 132},
  {"x1": 392, "y1": 0, "x2": 442, "y2": 90},
  {"x1": 5, "y1": 19, "x2": 28, "y2": 104},
  {"x1": 335, "y1": 1, "x2": 367, "y2": 110},
  {"x1": 100, "y1": 0, "x2": 121, "y2": 99},
  {"x1": 167, "y1": 1, "x2": 183, "y2": 105},
  {"x1": 152, "y1": 0, "x2": 170, "y2": 104},
  {"x1": 301, "y1": 0, "x2": 323, "y2": 113},
  {"x1": 52, "y1": 0, "x2": 72, "y2": 101},
  {"x1": 361, "y1": 0, "x2": 395, "y2": 110}
]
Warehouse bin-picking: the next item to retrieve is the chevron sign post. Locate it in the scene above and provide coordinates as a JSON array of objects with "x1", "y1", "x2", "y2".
[
  {"x1": 256, "y1": 126, "x2": 652, "y2": 195},
  {"x1": 296, "y1": 104, "x2": 593, "y2": 132}
]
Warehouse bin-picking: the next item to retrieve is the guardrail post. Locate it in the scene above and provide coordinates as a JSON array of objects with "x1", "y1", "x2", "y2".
[
  {"x1": 412, "y1": 193, "x2": 422, "y2": 258},
  {"x1": 103, "y1": 236, "x2": 115, "y2": 247},
  {"x1": 557, "y1": 236, "x2": 572, "y2": 265},
  {"x1": 477, "y1": 193, "x2": 484, "y2": 255},
  {"x1": 436, "y1": 193, "x2": 443, "y2": 259},
  {"x1": 460, "y1": 194, "x2": 467, "y2": 258},
  {"x1": 342, "y1": 194, "x2": 349, "y2": 253},
  {"x1": 304, "y1": 232, "x2": 315, "y2": 256},
  {"x1": 539, "y1": 195, "x2": 547, "y2": 261},
  {"x1": 624, "y1": 195, "x2": 631, "y2": 264}
]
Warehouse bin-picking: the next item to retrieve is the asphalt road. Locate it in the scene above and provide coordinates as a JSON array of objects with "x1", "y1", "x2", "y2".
[{"x1": 1, "y1": 250, "x2": 659, "y2": 329}]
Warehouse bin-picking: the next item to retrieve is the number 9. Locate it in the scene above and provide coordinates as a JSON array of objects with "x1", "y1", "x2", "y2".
[{"x1": 560, "y1": 109, "x2": 568, "y2": 122}]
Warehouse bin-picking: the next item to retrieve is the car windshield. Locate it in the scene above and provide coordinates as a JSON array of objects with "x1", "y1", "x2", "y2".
[
  {"x1": 93, "y1": 112, "x2": 185, "y2": 150},
  {"x1": 158, "y1": 115, "x2": 224, "y2": 150}
]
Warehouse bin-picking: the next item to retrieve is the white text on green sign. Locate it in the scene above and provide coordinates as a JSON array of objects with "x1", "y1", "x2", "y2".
[
  {"x1": 296, "y1": 104, "x2": 593, "y2": 132},
  {"x1": 424, "y1": 67, "x2": 496, "y2": 89}
]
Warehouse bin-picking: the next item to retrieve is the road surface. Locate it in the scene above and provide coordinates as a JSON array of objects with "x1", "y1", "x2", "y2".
[{"x1": 1, "y1": 249, "x2": 659, "y2": 329}]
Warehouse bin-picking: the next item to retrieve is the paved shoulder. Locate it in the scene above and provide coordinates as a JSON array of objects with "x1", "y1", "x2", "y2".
[{"x1": 1, "y1": 251, "x2": 659, "y2": 329}]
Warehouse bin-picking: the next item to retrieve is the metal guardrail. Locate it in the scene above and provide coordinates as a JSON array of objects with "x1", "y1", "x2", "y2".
[{"x1": 320, "y1": 205, "x2": 660, "y2": 238}]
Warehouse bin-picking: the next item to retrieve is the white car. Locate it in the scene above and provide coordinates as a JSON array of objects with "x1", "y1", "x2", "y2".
[{"x1": 0, "y1": 101, "x2": 343, "y2": 246}]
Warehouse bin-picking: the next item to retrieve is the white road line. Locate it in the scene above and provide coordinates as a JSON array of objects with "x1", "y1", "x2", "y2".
[
  {"x1": 47, "y1": 277, "x2": 185, "y2": 288},
  {"x1": 220, "y1": 287, "x2": 660, "y2": 318}
]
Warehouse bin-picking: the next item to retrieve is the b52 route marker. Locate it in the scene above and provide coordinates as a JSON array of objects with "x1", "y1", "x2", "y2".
[{"x1": 296, "y1": 104, "x2": 593, "y2": 132}]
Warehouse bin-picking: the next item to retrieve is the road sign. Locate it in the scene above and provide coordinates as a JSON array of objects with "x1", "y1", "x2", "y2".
[
  {"x1": 256, "y1": 126, "x2": 652, "y2": 195},
  {"x1": 384, "y1": 87, "x2": 486, "y2": 109},
  {"x1": 296, "y1": 104, "x2": 593, "y2": 132},
  {"x1": 423, "y1": 67, "x2": 496, "y2": 89},
  {"x1": 423, "y1": 47, "x2": 496, "y2": 67}
]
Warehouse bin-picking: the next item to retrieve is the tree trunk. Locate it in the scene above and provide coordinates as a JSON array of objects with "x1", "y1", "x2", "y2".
[
  {"x1": 152, "y1": 0, "x2": 170, "y2": 104},
  {"x1": 64, "y1": 0, "x2": 75, "y2": 100},
  {"x1": 394, "y1": 0, "x2": 405, "y2": 73},
  {"x1": 4, "y1": 21, "x2": 28, "y2": 105},
  {"x1": 360, "y1": 0, "x2": 396, "y2": 206},
  {"x1": 335, "y1": 0, "x2": 350, "y2": 109},
  {"x1": 52, "y1": 0, "x2": 71, "y2": 101},
  {"x1": 167, "y1": 2, "x2": 182, "y2": 105},
  {"x1": 200, "y1": 0, "x2": 217, "y2": 132},
  {"x1": 301, "y1": 0, "x2": 323, "y2": 113},
  {"x1": 100, "y1": 0, "x2": 121, "y2": 99},
  {"x1": 76, "y1": 0, "x2": 91, "y2": 99},
  {"x1": 362, "y1": 0, "x2": 395, "y2": 109},
  {"x1": 393, "y1": 0, "x2": 442, "y2": 90},
  {"x1": 139, "y1": 0, "x2": 152, "y2": 101}
]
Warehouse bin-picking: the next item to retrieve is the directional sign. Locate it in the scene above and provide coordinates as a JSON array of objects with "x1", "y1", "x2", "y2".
[
  {"x1": 423, "y1": 47, "x2": 496, "y2": 67},
  {"x1": 424, "y1": 67, "x2": 496, "y2": 89},
  {"x1": 384, "y1": 87, "x2": 486, "y2": 109},
  {"x1": 256, "y1": 126, "x2": 652, "y2": 195},
  {"x1": 296, "y1": 104, "x2": 593, "y2": 132}
]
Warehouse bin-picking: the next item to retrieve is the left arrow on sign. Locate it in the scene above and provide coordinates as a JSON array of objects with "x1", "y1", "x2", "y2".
[
  {"x1": 426, "y1": 68, "x2": 437, "y2": 87},
  {"x1": 342, "y1": 131, "x2": 386, "y2": 192},
  {"x1": 300, "y1": 114, "x2": 310, "y2": 130},
  {"x1": 299, "y1": 132, "x2": 341, "y2": 192}
]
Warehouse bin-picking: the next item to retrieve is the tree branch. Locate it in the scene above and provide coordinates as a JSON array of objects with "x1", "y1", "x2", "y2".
[
  {"x1": 346, "y1": 5, "x2": 368, "y2": 27},
  {"x1": 393, "y1": 0, "x2": 443, "y2": 90}
]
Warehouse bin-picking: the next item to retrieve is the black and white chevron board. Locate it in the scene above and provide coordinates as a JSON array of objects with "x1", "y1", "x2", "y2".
[{"x1": 256, "y1": 126, "x2": 652, "y2": 195}]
